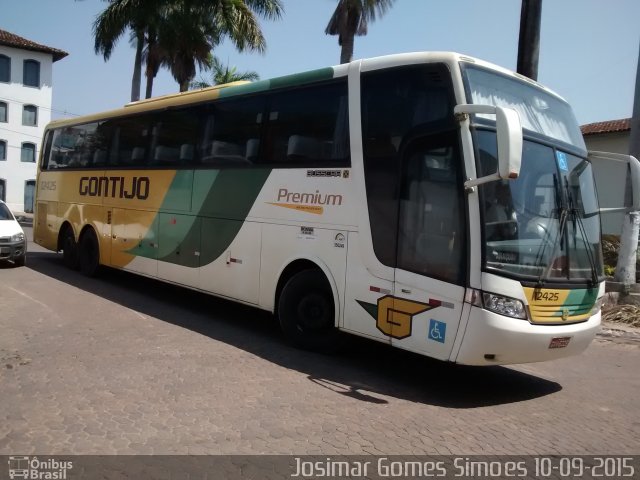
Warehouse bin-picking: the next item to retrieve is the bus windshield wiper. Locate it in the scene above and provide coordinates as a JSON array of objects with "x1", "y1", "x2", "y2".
[
  {"x1": 564, "y1": 178, "x2": 599, "y2": 285},
  {"x1": 536, "y1": 174, "x2": 567, "y2": 286}
]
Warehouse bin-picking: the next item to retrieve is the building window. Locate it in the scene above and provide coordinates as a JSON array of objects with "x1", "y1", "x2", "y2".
[
  {"x1": 0, "y1": 102, "x2": 7, "y2": 122},
  {"x1": 23, "y1": 105, "x2": 37, "y2": 126},
  {"x1": 23, "y1": 59, "x2": 40, "y2": 87},
  {"x1": 0, "y1": 140, "x2": 6, "y2": 161},
  {"x1": 21, "y1": 142, "x2": 36, "y2": 162},
  {"x1": 0, "y1": 55, "x2": 10, "y2": 82}
]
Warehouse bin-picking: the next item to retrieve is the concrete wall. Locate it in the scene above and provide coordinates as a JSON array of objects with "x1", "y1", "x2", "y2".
[
  {"x1": 585, "y1": 131, "x2": 630, "y2": 236},
  {"x1": 585, "y1": 131, "x2": 629, "y2": 155},
  {"x1": 0, "y1": 45, "x2": 53, "y2": 213}
]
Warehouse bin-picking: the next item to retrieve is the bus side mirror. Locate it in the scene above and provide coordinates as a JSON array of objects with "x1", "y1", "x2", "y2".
[
  {"x1": 454, "y1": 104, "x2": 523, "y2": 188},
  {"x1": 588, "y1": 151, "x2": 640, "y2": 212}
]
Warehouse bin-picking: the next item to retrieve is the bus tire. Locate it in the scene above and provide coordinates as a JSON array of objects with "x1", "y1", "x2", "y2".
[
  {"x1": 61, "y1": 226, "x2": 79, "y2": 270},
  {"x1": 78, "y1": 228, "x2": 100, "y2": 277},
  {"x1": 278, "y1": 269, "x2": 339, "y2": 351}
]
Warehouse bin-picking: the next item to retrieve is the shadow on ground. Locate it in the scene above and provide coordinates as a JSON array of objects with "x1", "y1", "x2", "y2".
[{"x1": 25, "y1": 250, "x2": 562, "y2": 408}]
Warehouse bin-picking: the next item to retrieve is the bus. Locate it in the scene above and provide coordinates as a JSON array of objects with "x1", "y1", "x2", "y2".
[{"x1": 33, "y1": 52, "x2": 640, "y2": 366}]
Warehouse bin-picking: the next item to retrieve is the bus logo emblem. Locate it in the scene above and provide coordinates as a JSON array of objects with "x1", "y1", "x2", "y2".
[{"x1": 357, "y1": 296, "x2": 440, "y2": 340}]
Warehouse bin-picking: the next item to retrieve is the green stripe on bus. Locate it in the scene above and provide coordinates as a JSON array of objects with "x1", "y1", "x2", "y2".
[
  {"x1": 134, "y1": 168, "x2": 271, "y2": 266},
  {"x1": 194, "y1": 168, "x2": 271, "y2": 265},
  {"x1": 564, "y1": 288, "x2": 598, "y2": 308},
  {"x1": 219, "y1": 79, "x2": 272, "y2": 98},
  {"x1": 269, "y1": 68, "x2": 335, "y2": 90},
  {"x1": 218, "y1": 67, "x2": 336, "y2": 99}
]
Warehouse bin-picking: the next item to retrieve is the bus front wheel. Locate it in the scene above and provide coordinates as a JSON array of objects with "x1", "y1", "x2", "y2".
[
  {"x1": 278, "y1": 269, "x2": 339, "y2": 351},
  {"x1": 79, "y1": 228, "x2": 100, "y2": 277}
]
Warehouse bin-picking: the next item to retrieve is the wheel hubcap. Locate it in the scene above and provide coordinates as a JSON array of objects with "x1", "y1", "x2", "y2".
[{"x1": 297, "y1": 293, "x2": 329, "y2": 330}]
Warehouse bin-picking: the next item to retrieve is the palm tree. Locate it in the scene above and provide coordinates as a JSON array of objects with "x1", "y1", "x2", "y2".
[
  {"x1": 325, "y1": 0, "x2": 396, "y2": 64},
  {"x1": 190, "y1": 56, "x2": 259, "y2": 89},
  {"x1": 94, "y1": 0, "x2": 283, "y2": 98},
  {"x1": 159, "y1": 0, "x2": 282, "y2": 92},
  {"x1": 141, "y1": 28, "x2": 162, "y2": 100},
  {"x1": 93, "y1": 0, "x2": 160, "y2": 102}
]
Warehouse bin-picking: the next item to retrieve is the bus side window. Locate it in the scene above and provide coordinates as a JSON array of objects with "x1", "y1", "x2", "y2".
[
  {"x1": 41, "y1": 131, "x2": 53, "y2": 170},
  {"x1": 110, "y1": 116, "x2": 152, "y2": 167},
  {"x1": 198, "y1": 97, "x2": 264, "y2": 167},
  {"x1": 263, "y1": 81, "x2": 349, "y2": 166},
  {"x1": 68, "y1": 122, "x2": 100, "y2": 168},
  {"x1": 150, "y1": 108, "x2": 199, "y2": 167}
]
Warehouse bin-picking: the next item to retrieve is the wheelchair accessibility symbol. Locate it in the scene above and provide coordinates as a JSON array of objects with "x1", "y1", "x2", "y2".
[{"x1": 428, "y1": 319, "x2": 446, "y2": 343}]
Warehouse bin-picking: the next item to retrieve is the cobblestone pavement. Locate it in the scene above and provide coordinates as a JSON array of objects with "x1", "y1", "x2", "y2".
[{"x1": 0, "y1": 230, "x2": 638, "y2": 455}]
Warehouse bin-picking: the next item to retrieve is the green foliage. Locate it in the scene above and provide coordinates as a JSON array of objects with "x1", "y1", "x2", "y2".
[
  {"x1": 601, "y1": 234, "x2": 640, "y2": 279},
  {"x1": 190, "y1": 56, "x2": 260, "y2": 89},
  {"x1": 601, "y1": 234, "x2": 620, "y2": 277},
  {"x1": 93, "y1": 0, "x2": 283, "y2": 96}
]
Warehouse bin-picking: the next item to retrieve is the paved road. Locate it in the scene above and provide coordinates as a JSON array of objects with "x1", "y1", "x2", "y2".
[{"x1": 0, "y1": 228, "x2": 639, "y2": 455}]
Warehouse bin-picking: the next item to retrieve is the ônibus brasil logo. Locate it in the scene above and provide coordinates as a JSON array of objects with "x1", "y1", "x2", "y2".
[{"x1": 8, "y1": 456, "x2": 73, "y2": 479}]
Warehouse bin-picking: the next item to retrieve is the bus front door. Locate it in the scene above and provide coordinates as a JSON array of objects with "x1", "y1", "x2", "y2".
[{"x1": 391, "y1": 135, "x2": 466, "y2": 360}]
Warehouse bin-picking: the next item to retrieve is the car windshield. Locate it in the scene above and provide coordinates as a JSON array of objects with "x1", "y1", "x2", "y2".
[
  {"x1": 0, "y1": 203, "x2": 14, "y2": 220},
  {"x1": 476, "y1": 131, "x2": 603, "y2": 282}
]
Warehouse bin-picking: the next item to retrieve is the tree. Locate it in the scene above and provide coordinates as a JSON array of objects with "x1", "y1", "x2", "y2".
[
  {"x1": 94, "y1": 0, "x2": 283, "y2": 98},
  {"x1": 190, "y1": 56, "x2": 259, "y2": 89},
  {"x1": 325, "y1": 0, "x2": 395, "y2": 64},
  {"x1": 159, "y1": 0, "x2": 282, "y2": 92},
  {"x1": 141, "y1": 28, "x2": 162, "y2": 100},
  {"x1": 93, "y1": 0, "x2": 160, "y2": 102},
  {"x1": 614, "y1": 40, "x2": 640, "y2": 285}
]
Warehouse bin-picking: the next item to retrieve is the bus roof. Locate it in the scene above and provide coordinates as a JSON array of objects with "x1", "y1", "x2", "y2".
[{"x1": 46, "y1": 51, "x2": 565, "y2": 130}]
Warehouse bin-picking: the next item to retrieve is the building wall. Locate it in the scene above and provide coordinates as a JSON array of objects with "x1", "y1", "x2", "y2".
[
  {"x1": 584, "y1": 131, "x2": 630, "y2": 236},
  {"x1": 584, "y1": 131, "x2": 629, "y2": 155},
  {"x1": 0, "y1": 45, "x2": 53, "y2": 213}
]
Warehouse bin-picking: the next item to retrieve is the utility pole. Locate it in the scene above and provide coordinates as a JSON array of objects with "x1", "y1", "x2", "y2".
[
  {"x1": 517, "y1": 0, "x2": 542, "y2": 81},
  {"x1": 614, "y1": 40, "x2": 640, "y2": 286},
  {"x1": 630, "y1": 41, "x2": 640, "y2": 168}
]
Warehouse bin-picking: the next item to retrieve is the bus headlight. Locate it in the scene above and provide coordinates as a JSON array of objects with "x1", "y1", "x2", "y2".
[
  {"x1": 590, "y1": 296, "x2": 605, "y2": 315},
  {"x1": 482, "y1": 292, "x2": 527, "y2": 319}
]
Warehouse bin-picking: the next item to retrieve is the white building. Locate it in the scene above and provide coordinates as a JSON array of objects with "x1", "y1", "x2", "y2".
[{"x1": 0, "y1": 28, "x2": 67, "y2": 214}]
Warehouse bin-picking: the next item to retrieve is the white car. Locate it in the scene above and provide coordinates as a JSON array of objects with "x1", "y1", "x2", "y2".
[{"x1": 0, "y1": 200, "x2": 26, "y2": 266}]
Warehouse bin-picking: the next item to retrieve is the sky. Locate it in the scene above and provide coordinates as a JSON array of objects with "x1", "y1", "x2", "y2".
[{"x1": 1, "y1": 0, "x2": 638, "y2": 125}]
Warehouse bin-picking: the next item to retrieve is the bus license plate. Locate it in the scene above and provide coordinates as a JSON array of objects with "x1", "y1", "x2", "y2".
[{"x1": 549, "y1": 336, "x2": 571, "y2": 349}]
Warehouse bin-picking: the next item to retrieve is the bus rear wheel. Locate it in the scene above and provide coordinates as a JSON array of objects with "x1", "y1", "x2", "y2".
[
  {"x1": 62, "y1": 227, "x2": 79, "y2": 270},
  {"x1": 78, "y1": 228, "x2": 100, "y2": 277},
  {"x1": 278, "y1": 269, "x2": 339, "y2": 351}
]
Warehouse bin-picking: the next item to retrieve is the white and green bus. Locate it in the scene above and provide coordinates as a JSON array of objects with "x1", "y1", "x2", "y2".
[{"x1": 34, "y1": 52, "x2": 639, "y2": 365}]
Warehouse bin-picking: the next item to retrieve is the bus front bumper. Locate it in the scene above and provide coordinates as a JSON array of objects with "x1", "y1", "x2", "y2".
[{"x1": 454, "y1": 306, "x2": 601, "y2": 366}]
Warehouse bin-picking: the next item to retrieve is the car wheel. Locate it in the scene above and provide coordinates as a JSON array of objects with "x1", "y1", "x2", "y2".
[
  {"x1": 79, "y1": 228, "x2": 100, "y2": 277},
  {"x1": 62, "y1": 227, "x2": 79, "y2": 270},
  {"x1": 278, "y1": 269, "x2": 340, "y2": 351}
]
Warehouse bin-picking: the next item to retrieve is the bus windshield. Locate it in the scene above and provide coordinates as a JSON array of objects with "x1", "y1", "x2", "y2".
[
  {"x1": 475, "y1": 131, "x2": 603, "y2": 282},
  {"x1": 463, "y1": 64, "x2": 586, "y2": 150}
]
